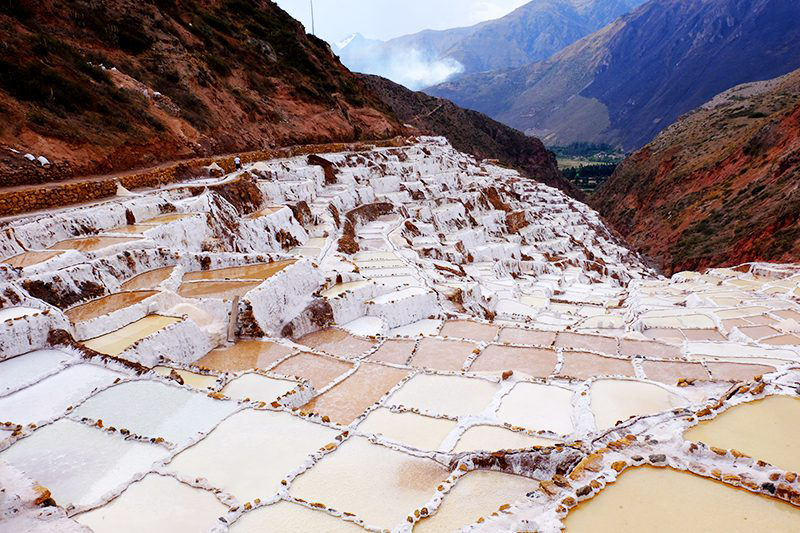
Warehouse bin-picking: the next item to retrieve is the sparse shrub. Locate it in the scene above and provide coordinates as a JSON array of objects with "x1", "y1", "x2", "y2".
[{"x1": 203, "y1": 52, "x2": 231, "y2": 77}]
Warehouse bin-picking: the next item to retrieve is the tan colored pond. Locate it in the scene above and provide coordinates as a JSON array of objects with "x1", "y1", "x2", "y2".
[
  {"x1": 65, "y1": 291, "x2": 158, "y2": 323},
  {"x1": 296, "y1": 328, "x2": 375, "y2": 358},
  {"x1": 177, "y1": 280, "x2": 262, "y2": 299},
  {"x1": 195, "y1": 340, "x2": 295, "y2": 372},
  {"x1": 563, "y1": 467, "x2": 800, "y2": 532},
  {"x1": 590, "y1": 379, "x2": 686, "y2": 430},
  {"x1": 247, "y1": 206, "x2": 284, "y2": 219},
  {"x1": 152, "y1": 367, "x2": 218, "y2": 389},
  {"x1": 271, "y1": 352, "x2": 353, "y2": 390},
  {"x1": 439, "y1": 320, "x2": 499, "y2": 342},
  {"x1": 2, "y1": 250, "x2": 64, "y2": 268},
  {"x1": 183, "y1": 260, "x2": 295, "y2": 281},
  {"x1": 49, "y1": 236, "x2": 141, "y2": 252},
  {"x1": 121, "y1": 266, "x2": 175, "y2": 291},
  {"x1": 231, "y1": 501, "x2": 363, "y2": 532},
  {"x1": 290, "y1": 436, "x2": 448, "y2": 530},
  {"x1": 82, "y1": 315, "x2": 181, "y2": 356},
  {"x1": 367, "y1": 339, "x2": 415, "y2": 365},
  {"x1": 107, "y1": 223, "x2": 158, "y2": 234},
  {"x1": 302, "y1": 363, "x2": 409, "y2": 425},
  {"x1": 684, "y1": 395, "x2": 800, "y2": 472},
  {"x1": 168, "y1": 409, "x2": 337, "y2": 502},
  {"x1": 358, "y1": 408, "x2": 456, "y2": 451},
  {"x1": 143, "y1": 213, "x2": 196, "y2": 224},
  {"x1": 75, "y1": 473, "x2": 225, "y2": 532},
  {"x1": 410, "y1": 338, "x2": 475, "y2": 371},
  {"x1": 558, "y1": 352, "x2": 635, "y2": 380},
  {"x1": 470, "y1": 345, "x2": 557, "y2": 378},
  {"x1": 453, "y1": 425, "x2": 560, "y2": 453},
  {"x1": 415, "y1": 471, "x2": 537, "y2": 532}
]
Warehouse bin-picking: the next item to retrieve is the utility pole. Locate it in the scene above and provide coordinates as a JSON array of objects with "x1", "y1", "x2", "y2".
[{"x1": 309, "y1": 0, "x2": 315, "y2": 35}]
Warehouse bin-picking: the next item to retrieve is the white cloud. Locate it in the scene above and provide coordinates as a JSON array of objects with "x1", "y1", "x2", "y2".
[
  {"x1": 275, "y1": 0, "x2": 531, "y2": 43},
  {"x1": 372, "y1": 49, "x2": 464, "y2": 90}
]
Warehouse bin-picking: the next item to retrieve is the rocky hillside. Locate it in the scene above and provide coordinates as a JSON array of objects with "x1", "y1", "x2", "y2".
[
  {"x1": 359, "y1": 74, "x2": 577, "y2": 197},
  {"x1": 592, "y1": 68, "x2": 800, "y2": 274},
  {"x1": 336, "y1": 0, "x2": 643, "y2": 87},
  {"x1": 429, "y1": 0, "x2": 800, "y2": 150},
  {"x1": 0, "y1": 0, "x2": 401, "y2": 185}
]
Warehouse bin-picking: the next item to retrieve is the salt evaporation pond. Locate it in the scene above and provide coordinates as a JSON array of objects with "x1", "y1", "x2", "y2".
[
  {"x1": 65, "y1": 291, "x2": 158, "y2": 323},
  {"x1": 73, "y1": 380, "x2": 238, "y2": 444},
  {"x1": 221, "y1": 373, "x2": 298, "y2": 402},
  {"x1": 0, "y1": 349, "x2": 71, "y2": 395},
  {"x1": 0, "y1": 364, "x2": 123, "y2": 426},
  {"x1": 1, "y1": 138, "x2": 799, "y2": 531},
  {"x1": 82, "y1": 315, "x2": 181, "y2": 355},
  {"x1": 168, "y1": 409, "x2": 337, "y2": 502},
  {"x1": 75, "y1": 473, "x2": 226, "y2": 532},
  {"x1": 290, "y1": 436, "x2": 448, "y2": 530},
  {"x1": 1, "y1": 419, "x2": 168, "y2": 508},
  {"x1": 358, "y1": 408, "x2": 457, "y2": 451},
  {"x1": 121, "y1": 266, "x2": 175, "y2": 291},
  {"x1": 684, "y1": 395, "x2": 800, "y2": 472},
  {"x1": 231, "y1": 500, "x2": 363, "y2": 532},
  {"x1": 563, "y1": 467, "x2": 800, "y2": 532},
  {"x1": 415, "y1": 471, "x2": 537, "y2": 532}
]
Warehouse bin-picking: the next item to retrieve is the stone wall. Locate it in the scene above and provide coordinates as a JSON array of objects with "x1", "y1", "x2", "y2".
[{"x1": 0, "y1": 138, "x2": 407, "y2": 217}]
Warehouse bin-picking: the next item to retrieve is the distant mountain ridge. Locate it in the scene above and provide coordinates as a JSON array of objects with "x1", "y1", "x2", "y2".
[
  {"x1": 429, "y1": 0, "x2": 800, "y2": 150},
  {"x1": 592, "y1": 67, "x2": 800, "y2": 273},
  {"x1": 358, "y1": 74, "x2": 578, "y2": 198},
  {"x1": 335, "y1": 0, "x2": 644, "y2": 88}
]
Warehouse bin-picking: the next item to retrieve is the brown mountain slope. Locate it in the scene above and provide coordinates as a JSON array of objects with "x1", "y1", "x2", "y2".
[
  {"x1": 592, "y1": 69, "x2": 800, "y2": 274},
  {"x1": 358, "y1": 74, "x2": 578, "y2": 198},
  {"x1": 0, "y1": 0, "x2": 401, "y2": 185}
]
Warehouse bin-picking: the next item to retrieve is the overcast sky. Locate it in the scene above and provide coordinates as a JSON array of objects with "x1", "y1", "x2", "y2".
[{"x1": 273, "y1": 0, "x2": 531, "y2": 44}]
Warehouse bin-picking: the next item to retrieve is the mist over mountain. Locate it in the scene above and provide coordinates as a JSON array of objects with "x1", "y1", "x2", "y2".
[
  {"x1": 334, "y1": 0, "x2": 644, "y2": 89},
  {"x1": 429, "y1": 0, "x2": 800, "y2": 150}
]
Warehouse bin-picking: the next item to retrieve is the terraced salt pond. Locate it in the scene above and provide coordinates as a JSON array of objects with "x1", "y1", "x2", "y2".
[
  {"x1": 65, "y1": 290, "x2": 159, "y2": 323},
  {"x1": 289, "y1": 436, "x2": 448, "y2": 530},
  {"x1": 183, "y1": 260, "x2": 295, "y2": 281},
  {"x1": 1, "y1": 139, "x2": 799, "y2": 531},
  {"x1": 177, "y1": 280, "x2": 263, "y2": 299},
  {"x1": 497, "y1": 382, "x2": 574, "y2": 435},
  {"x1": 358, "y1": 408, "x2": 457, "y2": 451},
  {"x1": 1, "y1": 250, "x2": 64, "y2": 268},
  {"x1": 195, "y1": 340, "x2": 295, "y2": 372},
  {"x1": 684, "y1": 395, "x2": 800, "y2": 472},
  {"x1": 49, "y1": 236, "x2": 142, "y2": 252},
  {"x1": 82, "y1": 315, "x2": 181, "y2": 355},
  {"x1": 0, "y1": 349, "x2": 72, "y2": 394},
  {"x1": 167, "y1": 409, "x2": 338, "y2": 502},
  {"x1": 415, "y1": 471, "x2": 538, "y2": 532},
  {"x1": 0, "y1": 364, "x2": 123, "y2": 425},
  {"x1": 76, "y1": 473, "x2": 226, "y2": 532},
  {"x1": 121, "y1": 266, "x2": 175, "y2": 290},
  {"x1": 221, "y1": 373, "x2": 298, "y2": 402},
  {"x1": 590, "y1": 379, "x2": 687, "y2": 430},
  {"x1": 563, "y1": 468, "x2": 800, "y2": 532},
  {"x1": 452, "y1": 425, "x2": 560, "y2": 453},
  {"x1": 1, "y1": 419, "x2": 168, "y2": 508}
]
